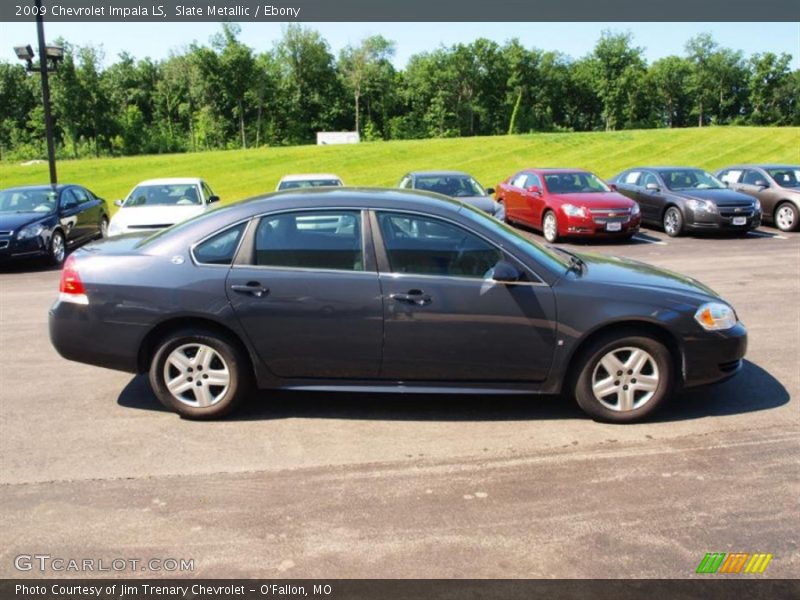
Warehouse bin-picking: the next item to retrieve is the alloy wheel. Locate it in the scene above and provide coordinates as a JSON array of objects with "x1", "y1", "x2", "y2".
[
  {"x1": 51, "y1": 233, "x2": 65, "y2": 263},
  {"x1": 162, "y1": 343, "x2": 231, "y2": 408},
  {"x1": 591, "y1": 346, "x2": 660, "y2": 412},
  {"x1": 776, "y1": 205, "x2": 796, "y2": 231},
  {"x1": 664, "y1": 209, "x2": 680, "y2": 236},
  {"x1": 544, "y1": 213, "x2": 558, "y2": 242}
]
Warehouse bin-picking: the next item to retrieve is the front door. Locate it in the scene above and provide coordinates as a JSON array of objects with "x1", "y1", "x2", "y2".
[
  {"x1": 374, "y1": 211, "x2": 557, "y2": 382},
  {"x1": 227, "y1": 209, "x2": 383, "y2": 379}
]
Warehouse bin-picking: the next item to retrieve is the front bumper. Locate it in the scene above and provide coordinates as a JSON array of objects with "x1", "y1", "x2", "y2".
[
  {"x1": 560, "y1": 213, "x2": 642, "y2": 237},
  {"x1": 685, "y1": 208, "x2": 761, "y2": 232},
  {"x1": 0, "y1": 236, "x2": 49, "y2": 262},
  {"x1": 681, "y1": 322, "x2": 748, "y2": 388}
]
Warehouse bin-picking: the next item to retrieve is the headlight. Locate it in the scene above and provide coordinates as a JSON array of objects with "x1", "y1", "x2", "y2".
[
  {"x1": 753, "y1": 199, "x2": 761, "y2": 212},
  {"x1": 631, "y1": 203, "x2": 641, "y2": 215},
  {"x1": 686, "y1": 199, "x2": 717, "y2": 213},
  {"x1": 562, "y1": 203, "x2": 588, "y2": 218},
  {"x1": 694, "y1": 302, "x2": 737, "y2": 331},
  {"x1": 17, "y1": 223, "x2": 45, "y2": 240}
]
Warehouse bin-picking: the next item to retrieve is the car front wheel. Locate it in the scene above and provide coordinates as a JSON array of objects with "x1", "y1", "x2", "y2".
[
  {"x1": 543, "y1": 211, "x2": 559, "y2": 243},
  {"x1": 49, "y1": 230, "x2": 66, "y2": 265},
  {"x1": 149, "y1": 329, "x2": 251, "y2": 419},
  {"x1": 573, "y1": 333, "x2": 673, "y2": 423},
  {"x1": 663, "y1": 206, "x2": 684, "y2": 237}
]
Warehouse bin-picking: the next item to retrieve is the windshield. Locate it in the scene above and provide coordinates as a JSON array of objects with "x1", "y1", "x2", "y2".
[
  {"x1": 278, "y1": 179, "x2": 342, "y2": 190},
  {"x1": 414, "y1": 175, "x2": 487, "y2": 198},
  {"x1": 125, "y1": 184, "x2": 202, "y2": 207},
  {"x1": 661, "y1": 170, "x2": 725, "y2": 191},
  {"x1": 0, "y1": 189, "x2": 57, "y2": 213},
  {"x1": 456, "y1": 202, "x2": 569, "y2": 273},
  {"x1": 767, "y1": 168, "x2": 800, "y2": 188},
  {"x1": 543, "y1": 172, "x2": 610, "y2": 194}
]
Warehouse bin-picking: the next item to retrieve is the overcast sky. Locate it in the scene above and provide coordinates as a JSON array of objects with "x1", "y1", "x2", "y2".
[{"x1": 2, "y1": 21, "x2": 798, "y2": 69}]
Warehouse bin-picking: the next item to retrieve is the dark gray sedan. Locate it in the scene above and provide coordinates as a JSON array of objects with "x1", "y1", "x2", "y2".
[
  {"x1": 610, "y1": 167, "x2": 761, "y2": 237},
  {"x1": 398, "y1": 171, "x2": 504, "y2": 220},
  {"x1": 49, "y1": 189, "x2": 746, "y2": 423}
]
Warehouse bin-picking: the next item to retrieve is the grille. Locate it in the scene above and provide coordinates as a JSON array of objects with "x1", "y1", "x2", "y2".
[
  {"x1": 589, "y1": 207, "x2": 631, "y2": 224},
  {"x1": 719, "y1": 207, "x2": 754, "y2": 218},
  {"x1": 0, "y1": 240, "x2": 9, "y2": 249},
  {"x1": 0, "y1": 230, "x2": 13, "y2": 236}
]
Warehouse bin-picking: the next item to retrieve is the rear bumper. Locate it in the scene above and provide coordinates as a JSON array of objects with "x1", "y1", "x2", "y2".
[
  {"x1": 681, "y1": 322, "x2": 748, "y2": 388},
  {"x1": 49, "y1": 299, "x2": 144, "y2": 373}
]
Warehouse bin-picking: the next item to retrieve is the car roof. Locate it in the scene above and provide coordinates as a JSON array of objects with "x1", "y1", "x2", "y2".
[
  {"x1": 635, "y1": 166, "x2": 706, "y2": 171},
  {"x1": 1, "y1": 184, "x2": 73, "y2": 192},
  {"x1": 408, "y1": 170, "x2": 472, "y2": 177},
  {"x1": 278, "y1": 173, "x2": 342, "y2": 182},
  {"x1": 523, "y1": 168, "x2": 590, "y2": 174},
  {"x1": 718, "y1": 164, "x2": 799, "y2": 170},
  {"x1": 135, "y1": 178, "x2": 204, "y2": 186}
]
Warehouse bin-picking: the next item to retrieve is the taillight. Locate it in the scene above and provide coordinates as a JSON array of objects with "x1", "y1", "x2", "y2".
[{"x1": 58, "y1": 255, "x2": 89, "y2": 304}]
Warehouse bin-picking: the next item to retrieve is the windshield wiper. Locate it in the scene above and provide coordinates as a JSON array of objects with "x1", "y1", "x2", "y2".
[{"x1": 550, "y1": 246, "x2": 585, "y2": 274}]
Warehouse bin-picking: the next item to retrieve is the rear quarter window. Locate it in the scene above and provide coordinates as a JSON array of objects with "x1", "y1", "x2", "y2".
[{"x1": 193, "y1": 222, "x2": 247, "y2": 265}]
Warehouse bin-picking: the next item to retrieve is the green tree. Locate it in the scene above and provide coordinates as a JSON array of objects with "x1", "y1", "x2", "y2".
[{"x1": 590, "y1": 31, "x2": 647, "y2": 131}]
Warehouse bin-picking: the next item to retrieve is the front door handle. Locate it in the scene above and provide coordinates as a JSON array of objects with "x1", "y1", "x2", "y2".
[
  {"x1": 390, "y1": 289, "x2": 432, "y2": 306},
  {"x1": 231, "y1": 282, "x2": 269, "y2": 298}
]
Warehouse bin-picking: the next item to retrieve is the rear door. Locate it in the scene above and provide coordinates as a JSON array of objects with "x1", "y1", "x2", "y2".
[
  {"x1": 373, "y1": 210, "x2": 557, "y2": 382},
  {"x1": 226, "y1": 209, "x2": 384, "y2": 379}
]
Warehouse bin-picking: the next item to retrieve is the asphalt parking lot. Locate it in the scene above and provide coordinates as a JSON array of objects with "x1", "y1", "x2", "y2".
[{"x1": 1, "y1": 224, "x2": 798, "y2": 578}]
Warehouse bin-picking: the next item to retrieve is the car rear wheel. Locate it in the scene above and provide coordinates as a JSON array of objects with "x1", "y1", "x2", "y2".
[
  {"x1": 775, "y1": 202, "x2": 799, "y2": 232},
  {"x1": 573, "y1": 334, "x2": 673, "y2": 423},
  {"x1": 663, "y1": 206, "x2": 683, "y2": 237},
  {"x1": 543, "y1": 211, "x2": 559, "y2": 243},
  {"x1": 49, "y1": 230, "x2": 66, "y2": 265},
  {"x1": 149, "y1": 329, "x2": 251, "y2": 419}
]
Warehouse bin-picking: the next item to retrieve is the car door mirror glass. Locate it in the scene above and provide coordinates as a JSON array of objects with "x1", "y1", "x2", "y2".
[
  {"x1": 609, "y1": 183, "x2": 618, "y2": 191},
  {"x1": 490, "y1": 260, "x2": 521, "y2": 283},
  {"x1": 754, "y1": 180, "x2": 768, "y2": 188},
  {"x1": 208, "y1": 195, "x2": 220, "y2": 203},
  {"x1": 486, "y1": 187, "x2": 495, "y2": 196},
  {"x1": 527, "y1": 185, "x2": 541, "y2": 195}
]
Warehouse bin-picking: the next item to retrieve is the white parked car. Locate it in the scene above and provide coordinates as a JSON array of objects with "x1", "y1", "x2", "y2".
[
  {"x1": 108, "y1": 178, "x2": 219, "y2": 236},
  {"x1": 276, "y1": 173, "x2": 344, "y2": 191}
]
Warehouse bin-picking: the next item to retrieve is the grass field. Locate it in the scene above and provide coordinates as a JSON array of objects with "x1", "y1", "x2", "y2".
[{"x1": 1, "y1": 127, "x2": 798, "y2": 212}]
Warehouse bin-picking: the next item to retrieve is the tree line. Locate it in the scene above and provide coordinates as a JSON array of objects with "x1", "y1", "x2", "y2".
[{"x1": 0, "y1": 25, "x2": 797, "y2": 160}]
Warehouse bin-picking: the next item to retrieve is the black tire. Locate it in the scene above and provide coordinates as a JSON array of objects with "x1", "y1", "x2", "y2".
[
  {"x1": 663, "y1": 206, "x2": 683, "y2": 237},
  {"x1": 99, "y1": 215, "x2": 109, "y2": 238},
  {"x1": 542, "y1": 210, "x2": 559, "y2": 243},
  {"x1": 49, "y1": 229, "x2": 66, "y2": 266},
  {"x1": 774, "y1": 201, "x2": 799, "y2": 232},
  {"x1": 149, "y1": 328, "x2": 252, "y2": 419},
  {"x1": 572, "y1": 333, "x2": 673, "y2": 423}
]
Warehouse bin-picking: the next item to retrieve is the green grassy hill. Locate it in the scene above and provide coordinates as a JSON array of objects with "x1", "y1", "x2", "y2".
[{"x1": 1, "y1": 127, "x2": 798, "y2": 211}]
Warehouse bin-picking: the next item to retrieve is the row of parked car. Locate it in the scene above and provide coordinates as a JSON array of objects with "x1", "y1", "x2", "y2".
[{"x1": 1, "y1": 164, "x2": 798, "y2": 266}]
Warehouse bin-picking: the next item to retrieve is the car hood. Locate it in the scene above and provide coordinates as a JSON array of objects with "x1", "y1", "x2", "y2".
[
  {"x1": 550, "y1": 192, "x2": 634, "y2": 208},
  {"x1": 675, "y1": 188, "x2": 755, "y2": 206},
  {"x1": 573, "y1": 251, "x2": 719, "y2": 301},
  {"x1": 452, "y1": 195, "x2": 497, "y2": 213},
  {"x1": 111, "y1": 205, "x2": 206, "y2": 228},
  {"x1": 0, "y1": 211, "x2": 53, "y2": 231}
]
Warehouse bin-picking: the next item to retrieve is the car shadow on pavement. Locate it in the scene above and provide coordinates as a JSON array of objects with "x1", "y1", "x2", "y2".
[
  {"x1": 0, "y1": 258, "x2": 62, "y2": 273},
  {"x1": 117, "y1": 359, "x2": 789, "y2": 423}
]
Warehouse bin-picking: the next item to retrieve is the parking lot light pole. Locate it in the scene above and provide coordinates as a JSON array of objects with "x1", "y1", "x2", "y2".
[{"x1": 13, "y1": 0, "x2": 62, "y2": 188}]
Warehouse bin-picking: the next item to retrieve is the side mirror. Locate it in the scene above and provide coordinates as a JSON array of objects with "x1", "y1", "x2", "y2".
[
  {"x1": 208, "y1": 195, "x2": 220, "y2": 203},
  {"x1": 754, "y1": 180, "x2": 768, "y2": 188},
  {"x1": 608, "y1": 183, "x2": 618, "y2": 191},
  {"x1": 645, "y1": 183, "x2": 660, "y2": 191},
  {"x1": 486, "y1": 187, "x2": 495, "y2": 196},
  {"x1": 526, "y1": 185, "x2": 542, "y2": 195},
  {"x1": 491, "y1": 260, "x2": 521, "y2": 283},
  {"x1": 114, "y1": 199, "x2": 124, "y2": 207}
]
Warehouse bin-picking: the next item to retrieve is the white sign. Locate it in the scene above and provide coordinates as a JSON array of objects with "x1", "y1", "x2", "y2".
[{"x1": 316, "y1": 131, "x2": 360, "y2": 145}]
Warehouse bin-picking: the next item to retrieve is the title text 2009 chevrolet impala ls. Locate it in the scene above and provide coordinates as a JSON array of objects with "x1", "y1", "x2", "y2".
[{"x1": 49, "y1": 189, "x2": 746, "y2": 423}]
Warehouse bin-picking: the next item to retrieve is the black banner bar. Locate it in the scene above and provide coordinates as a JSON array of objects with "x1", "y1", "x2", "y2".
[
  {"x1": 3, "y1": 579, "x2": 800, "y2": 600},
  {"x1": 3, "y1": 0, "x2": 800, "y2": 22}
]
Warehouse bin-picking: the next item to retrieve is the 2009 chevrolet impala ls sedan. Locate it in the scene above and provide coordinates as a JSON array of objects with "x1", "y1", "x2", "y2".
[{"x1": 49, "y1": 189, "x2": 747, "y2": 423}]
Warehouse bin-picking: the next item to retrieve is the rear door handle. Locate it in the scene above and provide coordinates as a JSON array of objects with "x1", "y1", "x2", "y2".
[
  {"x1": 390, "y1": 289, "x2": 432, "y2": 306},
  {"x1": 231, "y1": 282, "x2": 269, "y2": 298}
]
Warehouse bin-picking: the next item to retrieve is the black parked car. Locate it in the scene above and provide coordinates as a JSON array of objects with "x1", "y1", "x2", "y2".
[
  {"x1": 0, "y1": 184, "x2": 109, "y2": 265},
  {"x1": 610, "y1": 167, "x2": 761, "y2": 237},
  {"x1": 50, "y1": 189, "x2": 746, "y2": 423},
  {"x1": 716, "y1": 165, "x2": 800, "y2": 232},
  {"x1": 398, "y1": 170, "x2": 504, "y2": 220}
]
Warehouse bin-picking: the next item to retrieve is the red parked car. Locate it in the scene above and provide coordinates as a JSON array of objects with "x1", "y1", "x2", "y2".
[{"x1": 495, "y1": 169, "x2": 642, "y2": 243}]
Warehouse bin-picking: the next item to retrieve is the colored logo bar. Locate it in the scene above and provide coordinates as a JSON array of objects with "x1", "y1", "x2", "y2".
[{"x1": 696, "y1": 552, "x2": 773, "y2": 574}]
